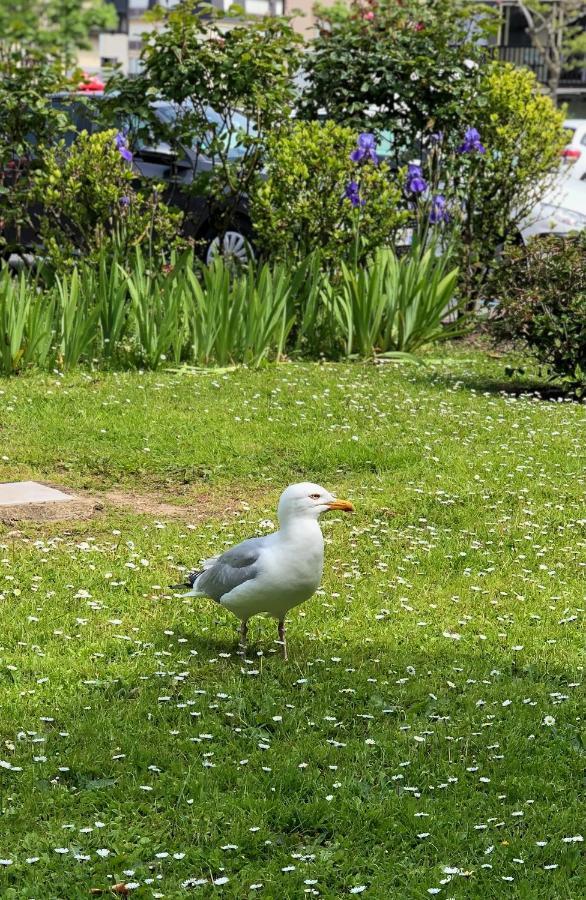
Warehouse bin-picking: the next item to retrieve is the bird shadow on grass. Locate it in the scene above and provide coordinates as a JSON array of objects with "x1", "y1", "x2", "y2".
[
  {"x1": 160, "y1": 618, "x2": 287, "y2": 664},
  {"x1": 149, "y1": 618, "x2": 583, "y2": 691}
]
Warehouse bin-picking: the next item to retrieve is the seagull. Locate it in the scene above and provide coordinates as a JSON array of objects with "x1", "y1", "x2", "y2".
[{"x1": 172, "y1": 482, "x2": 354, "y2": 659}]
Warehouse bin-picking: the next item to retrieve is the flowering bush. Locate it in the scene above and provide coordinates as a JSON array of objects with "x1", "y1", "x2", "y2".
[
  {"x1": 34, "y1": 129, "x2": 182, "y2": 269},
  {"x1": 302, "y1": 0, "x2": 495, "y2": 163},
  {"x1": 390, "y1": 65, "x2": 567, "y2": 304},
  {"x1": 251, "y1": 122, "x2": 407, "y2": 267}
]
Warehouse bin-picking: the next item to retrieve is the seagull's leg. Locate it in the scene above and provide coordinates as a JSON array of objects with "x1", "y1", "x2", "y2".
[
  {"x1": 238, "y1": 619, "x2": 248, "y2": 655},
  {"x1": 278, "y1": 620, "x2": 288, "y2": 661}
]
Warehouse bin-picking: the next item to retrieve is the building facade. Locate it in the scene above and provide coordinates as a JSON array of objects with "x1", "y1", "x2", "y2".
[{"x1": 490, "y1": 0, "x2": 586, "y2": 113}]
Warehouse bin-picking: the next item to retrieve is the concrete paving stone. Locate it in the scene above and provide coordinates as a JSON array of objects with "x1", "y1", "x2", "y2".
[{"x1": 0, "y1": 481, "x2": 75, "y2": 507}]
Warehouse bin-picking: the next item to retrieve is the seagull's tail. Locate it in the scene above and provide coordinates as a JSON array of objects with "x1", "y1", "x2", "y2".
[{"x1": 170, "y1": 569, "x2": 202, "y2": 592}]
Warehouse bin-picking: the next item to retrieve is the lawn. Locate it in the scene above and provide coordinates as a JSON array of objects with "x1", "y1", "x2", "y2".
[{"x1": 0, "y1": 350, "x2": 584, "y2": 899}]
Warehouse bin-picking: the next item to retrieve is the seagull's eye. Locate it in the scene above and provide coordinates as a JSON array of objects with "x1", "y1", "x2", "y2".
[{"x1": 309, "y1": 493, "x2": 321, "y2": 500}]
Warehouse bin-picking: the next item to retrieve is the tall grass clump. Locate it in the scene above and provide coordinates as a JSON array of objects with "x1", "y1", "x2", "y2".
[
  {"x1": 336, "y1": 245, "x2": 462, "y2": 358},
  {"x1": 0, "y1": 250, "x2": 301, "y2": 374},
  {"x1": 0, "y1": 243, "x2": 467, "y2": 376},
  {"x1": 0, "y1": 269, "x2": 54, "y2": 374},
  {"x1": 185, "y1": 261, "x2": 295, "y2": 366}
]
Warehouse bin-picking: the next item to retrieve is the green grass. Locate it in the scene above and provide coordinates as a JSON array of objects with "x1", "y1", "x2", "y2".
[{"x1": 0, "y1": 350, "x2": 584, "y2": 899}]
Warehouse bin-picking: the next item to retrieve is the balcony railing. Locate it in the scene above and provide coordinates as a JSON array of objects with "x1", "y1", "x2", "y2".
[{"x1": 492, "y1": 44, "x2": 586, "y2": 90}]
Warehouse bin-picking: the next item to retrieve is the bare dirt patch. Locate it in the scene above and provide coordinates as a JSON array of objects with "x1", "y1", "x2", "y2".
[
  {"x1": 96, "y1": 487, "x2": 250, "y2": 521},
  {"x1": 0, "y1": 495, "x2": 101, "y2": 525},
  {"x1": 0, "y1": 478, "x2": 263, "y2": 526}
]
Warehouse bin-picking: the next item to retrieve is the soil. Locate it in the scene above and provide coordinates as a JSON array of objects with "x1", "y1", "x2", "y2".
[
  {"x1": 96, "y1": 488, "x2": 248, "y2": 521},
  {"x1": 0, "y1": 495, "x2": 100, "y2": 524},
  {"x1": 0, "y1": 481, "x2": 258, "y2": 525}
]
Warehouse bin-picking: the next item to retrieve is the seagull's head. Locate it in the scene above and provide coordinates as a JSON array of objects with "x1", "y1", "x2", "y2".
[{"x1": 277, "y1": 482, "x2": 354, "y2": 524}]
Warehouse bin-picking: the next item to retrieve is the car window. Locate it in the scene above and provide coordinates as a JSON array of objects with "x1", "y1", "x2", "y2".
[
  {"x1": 50, "y1": 96, "x2": 99, "y2": 146},
  {"x1": 154, "y1": 101, "x2": 251, "y2": 160},
  {"x1": 128, "y1": 113, "x2": 174, "y2": 156}
]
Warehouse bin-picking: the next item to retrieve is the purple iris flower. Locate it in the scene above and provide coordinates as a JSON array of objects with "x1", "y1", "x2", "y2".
[
  {"x1": 458, "y1": 126, "x2": 485, "y2": 155},
  {"x1": 344, "y1": 181, "x2": 364, "y2": 208},
  {"x1": 115, "y1": 132, "x2": 133, "y2": 163},
  {"x1": 430, "y1": 131, "x2": 443, "y2": 145},
  {"x1": 119, "y1": 195, "x2": 130, "y2": 207},
  {"x1": 429, "y1": 194, "x2": 450, "y2": 224},
  {"x1": 350, "y1": 133, "x2": 379, "y2": 165},
  {"x1": 405, "y1": 163, "x2": 427, "y2": 195}
]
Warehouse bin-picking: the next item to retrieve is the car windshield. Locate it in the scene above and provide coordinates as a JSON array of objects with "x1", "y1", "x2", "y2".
[{"x1": 154, "y1": 101, "x2": 251, "y2": 160}]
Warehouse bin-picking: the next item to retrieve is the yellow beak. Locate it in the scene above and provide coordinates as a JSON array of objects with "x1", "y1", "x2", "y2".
[{"x1": 326, "y1": 498, "x2": 354, "y2": 513}]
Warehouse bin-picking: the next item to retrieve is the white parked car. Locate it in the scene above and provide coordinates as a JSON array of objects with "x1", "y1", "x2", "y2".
[
  {"x1": 520, "y1": 169, "x2": 586, "y2": 242},
  {"x1": 562, "y1": 118, "x2": 586, "y2": 178}
]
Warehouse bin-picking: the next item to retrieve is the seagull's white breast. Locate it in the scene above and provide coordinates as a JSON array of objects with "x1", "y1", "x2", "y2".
[{"x1": 220, "y1": 521, "x2": 324, "y2": 621}]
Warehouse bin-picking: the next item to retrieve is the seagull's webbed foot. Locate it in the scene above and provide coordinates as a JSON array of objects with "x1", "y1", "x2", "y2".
[
  {"x1": 278, "y1": 619, "x2": 288, "y2": 661},
  {"x1": 238, "y1": 619, "x2": 248, "y2": 656}
]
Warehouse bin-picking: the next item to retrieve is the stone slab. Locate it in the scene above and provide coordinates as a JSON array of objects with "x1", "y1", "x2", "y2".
[
  {"x1": 0, "y1": 481, "x2": 75, "y2": 507},
  {"x1": 0, "y1": 481, "x2": 102, "y2": 523}
]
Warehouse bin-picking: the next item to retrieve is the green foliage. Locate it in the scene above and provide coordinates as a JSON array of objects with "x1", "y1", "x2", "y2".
[
  {"x1": 252, "y1": 121, "x2": 408, "y2": 267},
  {"x1": 0, "y1": 268, "x2": 32, "y2": 373},
  {"x1": 0, "y1": 49, "x2": 70, "y2": 254},
  {"x1": 0, "y1": 268, "x2": 54, "y2": 373},
  {"x1": 0, "y1": 249, "x2": 301, "y2": 373},
  {"x1": 93, "y1": 252, "x2": 130, "y2": 361},
  {"x1": 184, "y1": 261, "x2": 295, "y2": 367},
  {"x1": 459, "y1": 63, "x2": 568, "y2": 298},
  {"x1": 334, "y1": 245, "x2": 462, "y2": 357},
  {"x1": 125, "y1": 251, "x2": 186, "y2": 370},
  {"x1": 492, "y1": 233, "x2": 586, "y2": 392},
  {"x1": 0, "y1": 0, "x2": 117, "y2": 66},
  {"x1": 302, "y1": 0, "x2": 497, "y2": 160},
  {"x1": 105, "y1": 2, "x2": 302, "y2": 234},
  {"x1": 34, "y1": 129, "x2": 183, "y2": 270},
  {"x1": 55, "y1": 268, "x2": 101, "y2": 370},
  {"x1": 0, "y1": 237, "x2": 464, "y2": 375}
]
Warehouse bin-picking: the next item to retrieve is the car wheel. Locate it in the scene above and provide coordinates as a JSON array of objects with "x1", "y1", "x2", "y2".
[{"x1": 205, "y1": 228, "x2": 255, "y2": 268}]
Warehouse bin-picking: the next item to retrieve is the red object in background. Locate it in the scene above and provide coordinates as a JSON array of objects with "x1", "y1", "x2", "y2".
[
  {"x1": 78, "y1": 75, "x2": 105, "y2": 92},
  {"x1": 561, "y1": 148, "x2": 581, "y2": 161}
]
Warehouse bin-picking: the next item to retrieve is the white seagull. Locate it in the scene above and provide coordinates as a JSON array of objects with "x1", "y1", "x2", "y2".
[{"x1": 172, "y1": 482, "x2": 353, "y2": 659}]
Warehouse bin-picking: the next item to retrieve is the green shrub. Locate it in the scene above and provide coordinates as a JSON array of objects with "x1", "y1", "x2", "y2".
[
  {"x1": 492, "y1": 233, "x2": 586, "y2": 392},
  {"x1": 34, "y1": 129, "x2": 183, "y2": 270},
  {"x1": 301, "y1": 0, "x2": 493, "y2": 162},
  {"x1": 0, "y1": 49, "x2": 69, "y2": 255},
  {"x1": 251, "y1": 121, "x2": 408, "y2": 268},
  {"x1": 458, "y1": 63, "x2": 568, "y2": 300},
  {"x1": 104, "y1": 4, "x2": 301, "y2": 239}
]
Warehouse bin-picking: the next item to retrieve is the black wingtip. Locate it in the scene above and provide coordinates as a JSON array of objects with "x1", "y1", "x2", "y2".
[{"x1": 170, "y1": 570, "x2": 201, "y2": 591}]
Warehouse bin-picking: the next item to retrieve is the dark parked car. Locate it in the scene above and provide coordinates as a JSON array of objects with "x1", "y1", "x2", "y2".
[{"x1": 3, "y1": 92, "x2": 256, "y2": 266}]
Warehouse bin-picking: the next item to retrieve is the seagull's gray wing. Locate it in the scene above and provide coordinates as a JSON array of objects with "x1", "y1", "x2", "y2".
[{"x1": 194, "y1": 535, "x2": 268, "y2": 602}]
